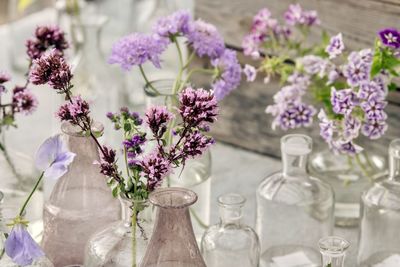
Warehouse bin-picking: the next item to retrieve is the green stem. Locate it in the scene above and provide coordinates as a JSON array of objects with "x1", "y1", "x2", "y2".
[
  {"x1": 0, "y1": 142, "x2": 25, "y2": 183},
  {"x1": 139, "y1": 65, "x2": 160, "y2": 95},
  {"x1": 18, "y1": 171, "x2": 44, "y2": 217},
  {"x1": 183, "y1": 51, "x2": 195, "y2": 70},
  {"x1": 355, "y1": 154, "x2": 373, "y2": 182},
  {"x1": 180, "y1": 68, "x2": 215, "y2": 93},
  {"x1": 131, "y1": 202, "x2": 137, "y2": 267},
  {"x1": 174, "y1": 38, "x2": 184, "y2": 69}
]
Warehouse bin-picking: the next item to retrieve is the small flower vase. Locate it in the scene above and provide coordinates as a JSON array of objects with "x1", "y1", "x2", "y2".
[
  {"x1": 41, "y1": 122, "x2": 120, "y2": 266},
  {"x1": 319, "y1": 236, "x2": 350, "y2": 267},
  {"x1": 140, "y1": 187, "x2": 206, "y2": 267},
  {"x1": 144, "y1": 80, "x2": 212, "y2": 241},
  {"x1": 84, "y1": 198, "x2": 153, "y2": 267},
  {"x1": 309, "y1": 140, "x2": 387, "y2": 227}
]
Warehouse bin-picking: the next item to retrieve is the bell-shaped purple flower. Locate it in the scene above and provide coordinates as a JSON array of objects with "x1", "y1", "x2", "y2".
[
  {"x1": 5, "y1": 224, "x2": 45, "y2": 266},
  {"x1": 35, "y1": 135, "x2": 76, "y2": 179}
]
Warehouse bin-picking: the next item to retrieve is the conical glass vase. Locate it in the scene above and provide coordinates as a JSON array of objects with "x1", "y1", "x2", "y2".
[
  {"x1": 41, "y1": 122, "x2": 120, "y2": 266},
  {"x1": 319, "y1": 236, "x2": 350, "y2": 267},
  {"x1": 84, "y1": 198, "x2": 153, "y2": 267},
  {"x1": 141, "y1": 187, "x2": 206, "y2": 267}
]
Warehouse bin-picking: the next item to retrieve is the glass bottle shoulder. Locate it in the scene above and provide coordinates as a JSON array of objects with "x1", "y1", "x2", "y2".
[{"x1": 362, "y1": 179, "x2": 400, "y2": 211}]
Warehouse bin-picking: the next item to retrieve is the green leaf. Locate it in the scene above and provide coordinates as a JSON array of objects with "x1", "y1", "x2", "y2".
[
  {"x1": 112, "y1": 186, "x2": 119, "y2": 198},
  {"x1": 388, "y1": 82, "x2": 398, "y2": 91},
  {"x1": 123, "y1": 122, "x2": 132, "y2": 132}
]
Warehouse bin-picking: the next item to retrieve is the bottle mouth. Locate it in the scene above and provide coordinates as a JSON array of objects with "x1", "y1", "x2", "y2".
[
  {"x1": 61, "y1": 121, "x2": 104, "y2": 137},
  {"x1": 281, "y1": 134, "x2": 312, "y2": 156},
  {"x1": 389, "y1": 139, "x2": 400, "y2": 159},
  {"x1": 217, "y1": 193, "x2": 246, "y2": 208},
  {"x1": 319, "y1": 236, "x2": 350, "y2": 254},
  {"x1": 149, "y1": 187, "x2": 197, "y2": 209}
]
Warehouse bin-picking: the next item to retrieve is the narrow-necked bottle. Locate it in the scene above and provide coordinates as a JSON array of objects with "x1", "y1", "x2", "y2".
[
  {"x1": 256, "y1": 134, "x2": 334, "y2": 267},
  {"x1": 201, "y1": 193, "x2": 260, "y2": 267},
  {"x1": 319, "y1": 236, "x2": 350, "y2": 267},
  {"x1": 358, "y1": 139, "x2": 400, "y2": 266}
]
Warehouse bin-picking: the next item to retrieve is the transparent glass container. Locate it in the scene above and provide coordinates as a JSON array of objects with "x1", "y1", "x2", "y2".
[
  {"x1": 141, "y1": 187, "x2": 206, "y2": 267},
  {"x1": 84, "y1": 198, "x2": 153, "y2": 267},
  {"x1": 319, "y1": 236, "x2": 350, "y2": 267},
  {"x1": 41, "y1": 122, "x2": 120, "y2": 266},
  {"x1": 309, "y1": 143, "x2": 386, "y2": 227},
  {"x1": 358, "y1": 139, "x2": 400, "y2": 267},
  {"x1": 256, "y1": 134, "x2": 334, "y2": 267},
  {"x1": 145, "y1": 80, "x2": 212, "y2": 241},
  {"x1": 201, "y1": 193, "x2": 260, "y2": 267},
  {"x1": 0, "y1": 191, "x2": 53, "y2": 267}
]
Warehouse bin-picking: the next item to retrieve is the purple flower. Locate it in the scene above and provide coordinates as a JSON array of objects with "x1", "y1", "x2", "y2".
[
  {"x1": 243, "y1": 64, "x2": 257, "y2": 82},
  {"x1": 35, "y1": 135, "x2": 76, "y2": 179},
  {"x1": 332, "y1": 139, "x2": 363, "y2": 155},
  {"x1": 358, "y1": 80, "x2": 386, "y2": 100},
  {"x1": 109, "y1": 33, "x2": 169, "y2": 70},
  {"x1": 153, "y1": 10, "x2": 192, "y2": 37},
  {"x1": 361, "y1": 119, "x2": 388, "y2": 140},
  {"x1": 331, "y1": 87, "x2": 357, "y2": 115},
  {"x1": 26, "y1": 25, "x2": 68, "y2": 60},
  {"x1": 287, "y1": 72, "x2": 310, "y2": 90},
  {"x1": 5, "y1": 224, "x2": 45, "y2": 266},
  {"x1": 242, "y1": 34, "x2": 261, "y2": 59},
  {"x1": 343, "y1": 115, "x2": 361, "y2": 140},
  {"x1": 56, "y1": 95, "x2": 90, "y2": 125},
  {"x1": 179, "y1": 87, "x2": 218, "y2": 127},
  {"x1": 360, "y1": 95, "x2": 387, "y2": 121},
  {"x1": 187, "y1": 19, "x2": 225, "y2": 59},
  {"x1": 12, "y1": 87, "x2": 38, "y2": 115},
  {"x1": 275, "y1": 102, "x2": 316, "y2": 131},
  {"x1": 140, "y1": 150, "x2": 172, "y2": 191},
  {"x1": 379, "y1": 28, "x2": 400, "y2": 48},
  {"x1": 273, "y1": 84, "x2": 304, "y2": 104},
  {"x1": 99, "y1": 146, "x2": 118, "y2": 177},
  {"x1": 326, "y1": 33, "x2": 345, "y2": 59},
  {"x1": 182, "y1": 131, "x2": 214, "y2": 160},
  {"x1": 123, "y1": 134, "x2": 146, "y2": 159},
  {"x1": 302, "y1": 10, "x2": 319, "y2": 26},
  {"x1": 0, "y1": 70, "x2": 11, "y2": 84},
  {"x1": 284, "y1": 4, "x2": 319, "y2": 26},
  {"x1": 343, "y1": 52, "x2": 371, "y2": 87},
  {"x1": 250, "y1": 8, "x2": 278, "y2": 36},
  {"x1": 146, "y1": 106, "x2": 174, "y2": 138},
  {"x1": 300, "y1": 55, "x2": 326, "y2": 75},
  {"x1": 318, "y1": 110, "x2": 335, "y2": 142},
  {"x1": 211, "y1": 49, "x2": 242, "y2": 100}
]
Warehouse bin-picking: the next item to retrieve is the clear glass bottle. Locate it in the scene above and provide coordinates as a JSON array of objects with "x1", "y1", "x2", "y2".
[
  {"x1": 358, "y1": 138, "x2": 400, "y2": 267},
  {"x1": 141, "y1": 187, "x2": 206, "y2": 267},
  {"x1": 319, "y1": 236, "x2": 350, "y2": 267},
  {"x1": 84, "y1": 198, "x2": 153, "y2": 267},
  {"x1": 256, "y1": 134, "x2": 334, "y2": 267},
  {"x1": 201, "y1": 193, "x2": 260, "y2": 267},
  {"x1": 41, "y1": 122, "x2": 120, "y2": 266}
]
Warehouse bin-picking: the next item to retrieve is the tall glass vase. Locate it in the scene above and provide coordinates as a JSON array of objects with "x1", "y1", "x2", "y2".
[
  {"x1": 319, "y1": 236, "x2": 350, "y2": 267},
  {"x1": 144, "y1": 80, "x2": 212, "y2": 241},
  {"x1": 141, "y1": 187, "x2": 206, "y2": 267},
  {"x1": 41, "y1": 122, "x2": 120, "y2": 266},
  {"x1": 309, "y1": 141, "x2": 386, "y2": 227},
  {"x1": 84, "y1": 198, "x2": 153, "y2": 267}
]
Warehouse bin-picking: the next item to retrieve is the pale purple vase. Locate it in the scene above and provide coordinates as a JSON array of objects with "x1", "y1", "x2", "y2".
[{"x1": 41, "y1": 122, "x2": 120, "y2": 266}]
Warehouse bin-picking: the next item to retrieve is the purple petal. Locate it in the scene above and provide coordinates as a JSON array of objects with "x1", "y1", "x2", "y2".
[
  {"x1": 44, "y1": 152, "x2": 75, "y2": 179},
  {"x1": 35, "y1": 135, "x2": 62, "y2": 171},
  {"x1": 5, "y1": 225, "x2": 45, "y2": 266}
]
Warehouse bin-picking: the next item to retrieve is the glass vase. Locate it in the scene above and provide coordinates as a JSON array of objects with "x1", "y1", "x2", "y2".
[
  {"x1": 319, "y1": 236, "x2": 350, "y2": 267},
  {"x1": 358, "y1": 139, "x2": 400, "y2": 267},
  {"x1": 201, "y1": 193, "x2": 260, "y2": 267},
  {"x1": 41, "y1": 122, "x2": 120, "y2": 266},
  {"x1": 256, "y1": 134, "x2": 334, "y2": 267},
  {"x1": 309, "y1": 143, "x2": 386, "y2": 227},
  {"x1": 0, "y1": 191, "x2": 54, "y2": 267},
  {"x1": 144, "y1": 80, "x2": 212, "y2": 241},
  {"x1": 141, "y1": 187, "x2": 206, "y2": 267},
  {"x1": 84, "y1": 197, "x2": 153, "y2": 267}
]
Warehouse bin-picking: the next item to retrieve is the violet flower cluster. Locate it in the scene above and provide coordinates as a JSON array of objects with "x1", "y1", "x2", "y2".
[{"x1": 109, "y1": 10, "x2": 241, "y2": 101}]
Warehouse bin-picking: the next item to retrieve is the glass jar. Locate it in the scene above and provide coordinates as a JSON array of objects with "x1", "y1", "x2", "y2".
[
  {"x1": 256, "y1": 134, "x2": 334, "y2": 267},
  {"x1": 309, "y1": 142, "x2": 386, "y2": 227},
  {"x1": 358, "y1": 139, "x2": 400, "y2": 267},
  {"x1": 141, "y1": 187, "x2": 206, "y2": 267},
  {"x1": 84, "y1": 198, "x2": 153, "y2": 267},
  {"x1": 201, "y1": 193, "x2": 260, "y2": 267},
  {"x1": 41, "y1": 122, "x2": 120, "y2": 266},
  {"x1": 319, "y1": 236, "x2": 350, "y2": 267}
]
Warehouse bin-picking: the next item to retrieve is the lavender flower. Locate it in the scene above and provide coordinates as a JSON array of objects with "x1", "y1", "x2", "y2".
[
  {"x1": 146, "y1": 106, "x2": 174, "y2": 138},
  {"x1": 274, "y1": 102, "x2": 316, "y2": 130},
  {"x1": 56, "y1": 95, "x2": 90, "y2": 125},
  {"x1": 153, "y1": 10, "x2": 192, "y2": 37},
  {"x1": 251, "y1": 8, "x2": 278, "y2": 36},
  {"x1": 123, "y1": 134, "x2": 146, "y2": 159},
  {"x1": 242, "y1": 34, "x2": 261, "y2": 59},
  {"x1": 332, "y1": 139, "x2": 363, "y2": 155},
  {"x1": 99, "y1": 146, "x2": 118, "y2": 177},
  {"x1": 12, "y1": 87, "x2": 38, "y2": 115},
  {"x1": 35, "y1": 135, "x2": 76, "y2": 179},
  {"x1": 5, "y1": 224, "x2": 45, "y2": 266},
  {"x1": 326, "y1": 33, "x2": 345, "y2": 59},
  {"x1": 343, "y1": 51, "x2": 371, "y2": 87},
  {"x1": 284, "y1": 4, "x2": 319, "y2": 26},
  {"x1": 141, "y1": 150, "x2": 172, "y2": 191},
  {"x1": 300, "y1": 55, "x2": 326, "y2": 75},
  {"x1": 358, "y1": 80, "x2": 386, "y2": 100},
  {"x1": 182, "y1": 131, "x2": 214, "y2": 159},
  {"x1": 243, "y1": 64, "x2": 257, "y2": 82},
  {"x1": 211, "y1": 49, "x2": 242, "y2": 100},
  {"x1": 187, "y1": 19, "x2": 225, "y2": 59},
  {"x1": 109, "y1": 33, "x2": 169, "y2": 70},
  {"x1": 379, "y1": 28, "x2": 400, "y2": 48},
  {"x1": 318, "y1": 110, "x2": 335, "y2": 142},
  {"x1": 331, "y1": 87, "x2": 357, "y2": 115},
  {"x1": 26, "y1": 25, "x2": 68, "y2": 60},
  {"x1": 343, "y1": 115, "x2": 361, "y2": 140},
  {"x1": 179, "y1": 87, "x2": 218, "y2": 127},
  {"x1": 360, "y1": 95, "x2": 387, "y2": 121},
  {"x1": 361, "y1": 119, "x2": 388, "y2": 139}
]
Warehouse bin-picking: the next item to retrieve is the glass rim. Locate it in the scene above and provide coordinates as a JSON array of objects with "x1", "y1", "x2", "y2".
[
  {"x1": 319, "y1": 236, "x2": 350, "y2": 253},
  {"x1": 280, "y1": 134, "x2": 313, "y2": 155},
  {"x1": 217, "y1": 193, "x2": 246, "y2": 207},
  {"x1": 149, "y1": 187, "x2": 197, "y2": 209},
  {"x1": 61, "y1": 121, "x2": 104, "y2": 137}
]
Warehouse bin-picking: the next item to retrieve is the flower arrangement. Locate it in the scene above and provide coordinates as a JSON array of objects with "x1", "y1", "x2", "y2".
[
  {"x1": 109, "y1": 10, "x2": 242, "y2": 101},
  {"x1": 243, "y1": 4, "x2": 399, "y2": 158}
]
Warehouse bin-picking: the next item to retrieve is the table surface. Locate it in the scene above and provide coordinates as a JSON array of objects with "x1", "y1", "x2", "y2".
[{"x1": 0, "y1": 10, "x2": 358, "y2": 267}]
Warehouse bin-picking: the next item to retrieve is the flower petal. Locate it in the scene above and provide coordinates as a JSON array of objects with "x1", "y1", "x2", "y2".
[
  {"x1": 35, "y1": 135, "x2": 62, "y2": 171},
  {"x1": 43, "y1": 153, "x2": 75, "y2": 180}
]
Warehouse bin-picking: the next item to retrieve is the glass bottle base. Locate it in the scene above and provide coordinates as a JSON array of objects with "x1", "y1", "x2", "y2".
[{"x1": 260, "y1": 245, "x2": 320, "y2": 267}]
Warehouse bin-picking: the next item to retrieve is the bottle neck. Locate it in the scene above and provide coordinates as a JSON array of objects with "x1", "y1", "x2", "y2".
[
  {"x1": 389, "y1": 152, "x2": 400, "y2": 182},
  {"x1": 219, "y1": 205, "x2": 242, "y2": 226},
  {"x1": 120, "y1": 198, "x2": 151, "y2": 227},
  {"x1": 282, "y1": 153, "x2": 309, "y2": 177}
]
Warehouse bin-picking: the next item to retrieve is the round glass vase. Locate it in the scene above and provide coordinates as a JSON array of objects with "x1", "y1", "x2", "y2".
[
  {"x1": 309, "y1": 141, "x2": 387, "y2": 227},
  {"x1": 84, "y1": 198, "x2": 153, "y2": 267},
  {"x1": 144, "y1": 80, "x2": 212, "y2": 241}
]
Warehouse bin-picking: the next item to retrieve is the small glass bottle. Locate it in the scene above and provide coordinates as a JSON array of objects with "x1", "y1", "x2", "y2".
[
  {"x1": 84, "y1": 198, "x2": 153, "y2": 267},
  {"x1": 201, "y1": 193, "x2": 260, "y2": 267},
  {"x1": 358, "y1": 138, "x2": 400, "y2": 267},
  {"x1": 41, "y1": 122, "x2": 120, "y2": 266},
  {"x1": 319, "y1": 236, "x2": 350, "y2": 267},
  {"x1": 140, "y1": 187, "x2": 206, "y2": 267},
  {"x1": 256, "y1": 134, "x2": 334, "y2": 267}
]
